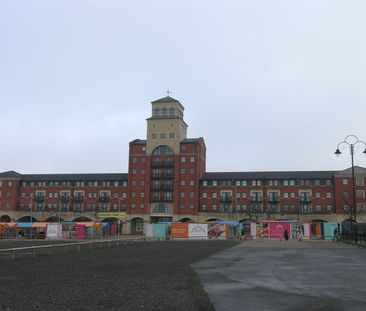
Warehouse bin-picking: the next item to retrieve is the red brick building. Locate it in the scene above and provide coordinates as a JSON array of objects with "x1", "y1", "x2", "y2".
[{"x1": 1, "y1": 96, "x2": 365, "y2": 233}]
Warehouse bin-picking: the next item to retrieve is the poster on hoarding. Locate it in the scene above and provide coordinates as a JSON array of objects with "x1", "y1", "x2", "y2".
[
  {"x1": 208, "y1": 224, "x2": 226, "y2": 239},
  {"x1": 188, "y1": 223, "x2": 208, "y2": 239},
  {"x1": 269, "y1": 222, "x2": 291, "y2": 239},
  {"x1": 46, "y1": 224, "x2": 62, "y2": 239},
  {"x1": 171, "y1": 223, "x2": 188, "y2": 239},
  {"x1": 256, "y1": 223, "x2": 269, "y2": 238}
]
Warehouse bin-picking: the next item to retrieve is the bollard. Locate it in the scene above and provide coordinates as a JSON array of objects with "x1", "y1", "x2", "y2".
[
  {"x1": 77, "y1": 244, "x2": 81, "y2": 252},
  {"x1": 32, "y1": 247, "x2": 36, "y2": 257},
  {"x1": 12, "y1": 249, "x2": 15, "y2": 260}
]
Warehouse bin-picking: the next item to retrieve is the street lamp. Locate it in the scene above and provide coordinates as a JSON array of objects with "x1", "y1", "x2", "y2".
[
  {"x1": 335, "y1": 135, "x2": 366, "y2": 222},
  {"x1": 30, "y1": 195, "x2": 33, "y2": 239}
]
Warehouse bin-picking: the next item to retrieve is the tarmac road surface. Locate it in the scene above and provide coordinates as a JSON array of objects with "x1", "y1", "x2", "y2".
[{"x1": 193, "y1": 240, "x2": 366, "y2": 311}]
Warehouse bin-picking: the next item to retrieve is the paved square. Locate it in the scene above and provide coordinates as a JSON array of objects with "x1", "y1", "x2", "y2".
[{"x1": 193, "y1": 240, "x2": 366, "y2": 311}]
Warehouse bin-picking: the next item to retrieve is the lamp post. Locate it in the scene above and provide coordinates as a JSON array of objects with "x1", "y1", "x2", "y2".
[
  {"x1": 335, "y1": 135, "x2": 366, "y2": 222},
  {"x1": 30, "y1": 195, "x2": 33, "y2": 239}
]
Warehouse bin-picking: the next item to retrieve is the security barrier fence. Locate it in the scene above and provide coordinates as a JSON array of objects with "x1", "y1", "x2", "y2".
[
  {"x1": 341, "y1": 223, "x2": 366, "y2": 245},
  {"x1": 0, "y1": 237, "x2": 143, "y2": 261}
]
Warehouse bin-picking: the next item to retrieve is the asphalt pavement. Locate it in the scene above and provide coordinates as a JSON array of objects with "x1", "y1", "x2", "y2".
[{"x1": 192, "y1": 240, "x2": 366, "y2": 311}]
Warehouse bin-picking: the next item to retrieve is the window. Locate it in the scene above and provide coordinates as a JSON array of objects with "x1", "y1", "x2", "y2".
[
  {"x1": 8, "y1": 181, "x2": 12, "y2": 187},
  {"x1": 140, "y1": 180, "x2": 145, "y2": 186},
  {"x1": 189, "y1": 192, "x2": 194, "y2": 198},
  {"x1": 289, "y1": 180, "x2": 295, "y2": 186},
  {"x1": 189, "y1": 204, "x2": 194, "y2": 209},
  {"x1": 315, "y1": 180, "x2": 320, "y2": 186},
  {"x1": 203, "y1": 192, "x2": 208, "y2": 198},
  {"x1": 181, "y1": 157, "x2": 186, "y2": 163},
  {"x1": 152, "y1": 145, "x2": 173, "y2": 155},
  {"x1": 169, "y1": 133, "x2": 175, "y2": 138},
  {"x1": 160, "y1": 133, "x2": 166, "y2": 139},
  {"x1": 236, "y1": 192, "x2": 241, "y2": 199},
  {"x1": 131, "y1": 204, "x2": 136, "y2": 209},
  {"x1": 152, "y1": 134, "x2": 157, "y2": 139},
  {"x1": 189, "y1": 180, "x2": 195, "y2": 186},
  {"x1": 141, "y1": 169, "x2": 145, "y2": 175},
  {"x1": 202, "y1": 180, "x2": 207, "y2": 186},
  {"x1": 315, "y1": 192, "x2": 321, "y2": 199},
  {"x1": 179, "y1": 204, "x2": 184, "y2": 209},
  {"x1": 343, "y1": 192, "x2": 349, "y2": 198},
  {"x1": 180, "y1": 192, "x2": 185, "y2": 198},
  {"x1": 315, "y1": 205, "x2": 321, "y2": 212},
  {"x1": 190, "y1": 157, "x2": 195, "y2": 162},
  {"x1": 235, "y1": 180, "x2": 241, "y2": 186},
  {"x1": 242, "y1": 193, "x2": 247, "y2": 199},
  {"x1": 343, "y1": 179, "x2": 348, "y2": 185},
  {"x1": 190, "y1": 168, "x2": 195, "y2": 174},
  {"x1": 326, "y1": 192, "x2": 332, "y2": 198},
  {"x1": 356, "y1": 178, "x2": 364, "y2": 186},
  {"x1": 212, "y1": 204, "x2": 217, "y2": 211},
  {"x1": 140, "y1": 192, "x2": 145, "y2": 198},
  {"x1": 326, "y1": 205, "x2": 332, "y2": 212},
  {"x1": 132, "y1": 181, "x2": 136, "y2": 186},
  {"x1": 212, "y1": 180, "x2": 217, "y2": 186},
  {"x1": 284, "y1": 192, "x2": 289, "y2": 199},
  {"x1": 326, "y1": 179, "x2": 332, "y2": 186},
  {"x1": 140, "y1": 204, "x2": 144, "y2": 209},
  {"x1": 132, "y1": 158, "x2": 137, "y2": 163},
  {"x1": 131, "y1": 192, "x2": 136, "y2": 198},
  {"x1": 242, "y1": 180, "x2": 247, "y2": 186},
  {"x1": 180, "y1": 180, "x2": 185, "y2": 186},
  {"x1": 132, "y1": 169, "x2": 137, "y2": 174},
  {"x1": 201, "y1": 204, "x2": 207, "y2": 211},
  {"x1": 290, "y1": 192, "x2": 295, "y2": 199},
  {"x1": 357, "y1": 203, "x2": 365, "y2": 212},
  {"x1": 283, "y1": 180, "x2": 289, "y2": 186},
  {"x1": 357, "y1": 190, "x2": 365, "y2": 198},
  {"x1": 181, "y1": 169, "x2": 186, "y2": 175}
]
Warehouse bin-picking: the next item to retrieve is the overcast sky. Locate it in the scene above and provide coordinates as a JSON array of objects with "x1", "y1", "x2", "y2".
[{"x1": 1, "y1": 0, "x2": 366, "y2": 174}]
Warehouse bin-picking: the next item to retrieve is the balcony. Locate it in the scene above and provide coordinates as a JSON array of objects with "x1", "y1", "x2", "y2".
[
  {"x1": 34, "y1": 194, "x2": 45, "y2": 203},
  {"x1": 73, "y1": 195, "x2": 84, "y2": 202},
  {"x1": 268, "y1": 196, "x2": 280, "y2": 203},
  {"x1": 151, "y1": 161, "x2": 174, "y2": 168},
  {"x1": 99, "y1": 195, "x2": 110, "y2": 202},
  {"x1": 151, "y1": 173, "x2": 174, "y2": 179},
  {"x1": 300, "y1": 196, "x2": 312, "y2": 203},
  {"x1": 220, "y1": 195, "x2": 232, "y2": 203},
  {"x1": 151, "y1": 185, "x2": 174, "y2": 191},
  {"x1": 60, "y1": 195, "x2": 70, "y2": 203},
  {"x1": 151, "y1": 205, "x2": 172, "y2": 214},
  {"x1": 150, "y1": 196, "x2": 173, "y2": 203},
  {"x1": 250, "y1": 196, "x2": 263, "y2": 203}
]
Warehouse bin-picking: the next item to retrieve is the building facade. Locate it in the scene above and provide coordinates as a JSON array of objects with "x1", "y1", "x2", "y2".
[{"x1": 1, "y1": 96, "x2": 366, "y2": 234}]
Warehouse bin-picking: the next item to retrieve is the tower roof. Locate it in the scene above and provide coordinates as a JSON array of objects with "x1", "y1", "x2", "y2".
[{"x1": 151, "y1": 96, "x2": 181, "y2": 105}]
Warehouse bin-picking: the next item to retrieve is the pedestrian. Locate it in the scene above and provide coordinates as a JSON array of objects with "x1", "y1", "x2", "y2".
[
  {"x1": 284, "y1": 229, "x2": 289, "y2": 241},
  {"x1": 333, "y1": 227, "x2": 338, "y2": 241}
]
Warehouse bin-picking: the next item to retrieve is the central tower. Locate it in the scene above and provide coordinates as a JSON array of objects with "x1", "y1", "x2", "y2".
[{"x1": 146, "y1": 96, "x2": 188, "y2": 155}]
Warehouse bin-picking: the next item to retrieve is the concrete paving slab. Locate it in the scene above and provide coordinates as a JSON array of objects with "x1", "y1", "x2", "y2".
[{"x1": 193, "y1": 240, "x2": 366, "y2": 311}]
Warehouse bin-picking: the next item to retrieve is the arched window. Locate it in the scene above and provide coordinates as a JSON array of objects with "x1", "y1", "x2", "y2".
[
  {"x1": 155, "y1": 109, "x2": 161, "y2": 117},
  {"x1": 169, "y1": 107, "x2": 175, "y2": 116},
  {"x1": 162, "y1": 108, "x2": 167, "y2": 116},
  {"x1": 152, "y1": 145, "x2": 174, "y2": 155}
]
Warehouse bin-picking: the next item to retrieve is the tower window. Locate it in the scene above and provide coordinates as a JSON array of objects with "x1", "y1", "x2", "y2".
[
  {"x1": 169, "y1": 133, "x2": 175, "y2": 138},
  {"x1": 169, "y1": 107, "x2": 175, "y2": 116},
  {"x1": 152, "y1": 145, "x2": 174, "y2": 155},
  {"x1": 160, "y1": 133, "x2": 166, "y2": 139},
  {"x1": 154, "y1": 109, "x2": 161, "y2": 117},
  {"x1": 162, "y1": 108, "x2": 167, "y2": 116}
]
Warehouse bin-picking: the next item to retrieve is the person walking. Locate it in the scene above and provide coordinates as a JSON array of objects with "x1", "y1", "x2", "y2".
[{"x1": 284, "y1": 229, "x2": 289, "y2": 241}]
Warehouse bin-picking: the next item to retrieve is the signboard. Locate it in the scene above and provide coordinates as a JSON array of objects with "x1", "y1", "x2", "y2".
[
  {"x1": 171, "y1": 223, "x2": 188, "y2": 239},
  {"x1": 97, "y1": 212, "x2": 126, "y2": 218},
  {"x1": 188, "y1": 223, "x2": 208, "y2": 239},
  {"x1": 46, "y1": 224, "x2": 62, "y2": 239},
  {"x1": 208, "y1": 224, "x2": 226, "y2": 239}
]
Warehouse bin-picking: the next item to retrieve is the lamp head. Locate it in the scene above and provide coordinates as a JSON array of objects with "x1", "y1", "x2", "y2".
[
  {"x1": 334, "y1": 148, "x2": 342, "y2": 156},
  {"x1": 363, "y1": 148, "x2": 366, "y2": 155}
]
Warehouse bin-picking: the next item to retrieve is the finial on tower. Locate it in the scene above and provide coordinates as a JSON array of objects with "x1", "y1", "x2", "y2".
[{"x1": 166, "y1": 89, "x2": 172, "y2": 97}]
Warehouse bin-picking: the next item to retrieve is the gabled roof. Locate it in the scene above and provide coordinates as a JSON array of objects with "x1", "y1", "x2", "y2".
[
  {"x1": 334, "y1": 166, "x2": 366, "y2": 177},
  {"x1": 0, "y1": 170, "x2": 22, "y2": 179},
  {"x1": 151, "y1": 96, "x2": 180, "y2": 104},
  {"x1": 129, "y1": 139, "x2": 147, "y2": 145},
  {"x1": 201, "y1": 170, "x2": 337, "y2": 180},
  {"x1": 21, "y1": 173, "x2": 128, "y2": 182}
]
